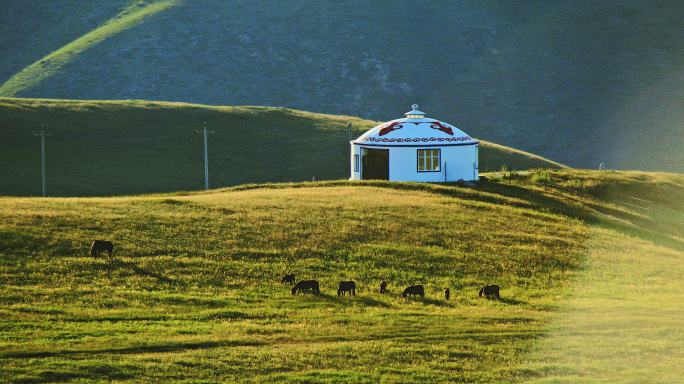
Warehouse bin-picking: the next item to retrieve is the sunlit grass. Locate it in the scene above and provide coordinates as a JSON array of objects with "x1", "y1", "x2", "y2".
[
  {"x1": 1, "y1": 172, "x2": 682, "y2": 382},
  {"x1": 519, "y1": 227, "x2": 684, "y2": 383},
  {"x1": 0, "y1": 183, "x2": 587, "y2": 382}
]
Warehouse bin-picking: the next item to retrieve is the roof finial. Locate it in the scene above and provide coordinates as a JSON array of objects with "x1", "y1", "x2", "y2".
[{"x1": 405, "y1": 104, "x2": 426, "y2": 118}]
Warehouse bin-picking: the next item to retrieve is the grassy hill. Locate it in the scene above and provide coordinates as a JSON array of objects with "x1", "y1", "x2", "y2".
[
  {"x1": 0, "y1": 97, "x2": 565, "y2": 197},
  {"x1": 0, "y1": 1, "x2": 177, "y2": 97},
  {"x1": 0, "y1": 170, "x2": 682, "y2": 382},
  {"x1": 2, "y1": 1, "x2": 683, "y2": 171},
  {"x1": 0, "y1": 1, "x2": 130, "y2": 84}
]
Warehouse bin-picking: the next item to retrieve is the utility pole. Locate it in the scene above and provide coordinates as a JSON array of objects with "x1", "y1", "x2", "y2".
[
  {"x1": 33, "y1": 128, "x2": 52, "y2": 197},
  {"x1": 347, "y1": 122, "x2": 352, "y2": 142},
  {"x1": 196, "y1": 122, "x2": 214, "y2": 190}
]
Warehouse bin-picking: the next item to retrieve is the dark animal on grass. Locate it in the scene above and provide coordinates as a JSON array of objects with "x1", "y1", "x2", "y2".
[
  {"x1": 379, "y1": 280, "x2": 388, "y2": 294},
  {"x1": 402, "y1": 284, "x2": 424, "y2": 298},
  {"x1": 90, "y1": 240, "x2": 113, "y2": 258},
  {"x1": 281, "y1": 274, "x2": 295, "y2": 285},
  {"x1": 291, "y1": 280, "x2": 320, "y2": 295},
  {"x1": 337, "y1": 281, "x2": 356, "y2": 297},
  {"x1": 478, "y1": 284, "x2": 500, "y2": 299},
  {"x1": 444, "y1": 288, "x2": 450, "y2": 301}
]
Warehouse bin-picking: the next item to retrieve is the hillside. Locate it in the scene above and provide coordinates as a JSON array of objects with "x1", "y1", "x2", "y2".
[
  {"x1": 1, "y1": 1, "x2": 683, "y2": 171},
  {"x1": 0, "y1": 170, "x2": 682, "y2": 382},
  {"x1": 0, "y1": 97, "x2": 564, "y2": 197}
]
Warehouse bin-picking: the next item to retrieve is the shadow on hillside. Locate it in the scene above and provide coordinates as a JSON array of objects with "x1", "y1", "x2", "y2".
[
  {"x1": 475, "y1": 180, "x2": 684, "y2": 253},
  {"x1": 594, "y1": 221, "x2": 684, "y2": 252},
  {"x1": 313, "y1": 293, "x2": 392, "y2": 308},
  {"x1": 224, "y1": 178, "x2": 683, "y2": 252},
  {"x1": 305, "y1": 179, "x2": 684, "y2": 253},
  {"x1": 17, "y1": 366, "x2": 136, "y2": 384},
  {"x1": 496, "y1": 296, "x2": 527, "y2": 306},
  {"x1": 60, "y1": 315, "x2": 172, "y2": 323},
  {"x1": 108, "y1": 258, "x2": 180, "y2": 286},
  {"x1": 0, "y1": 339, "x2": 263, "y2": 360},
  {"x1": 475, "y1": 180, "x2": 595, "y2": 220},
  {"x1": 353, "y1": 295, "x2": 392, "y2": 308},
  {"x1": 401, "y1": 296, "x2": 449, "y2": 307}
]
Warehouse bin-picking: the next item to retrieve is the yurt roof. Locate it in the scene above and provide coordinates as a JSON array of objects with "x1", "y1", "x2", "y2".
[{"x1": 353, "y1": 105, "x2": 478, "y2": 147}]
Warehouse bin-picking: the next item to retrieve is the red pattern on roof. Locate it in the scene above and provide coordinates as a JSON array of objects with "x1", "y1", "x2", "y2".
[
  {"x1": 362, "y1": 136, "x2": 473, "y2": 143},
  {"x1": 377, "y1": 120, "x2": 455, "y2": 137},
  {"x1": 378, "y1": 121, "x2": 404, "y2": 136},
  {"x1": 429, "y1": 121, "x2": 454, "y2": 136}
]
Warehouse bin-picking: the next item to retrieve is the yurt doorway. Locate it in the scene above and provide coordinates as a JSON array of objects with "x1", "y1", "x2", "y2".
[{"x1": 362, "y1": 148, "x2": 389, "y2": 180}]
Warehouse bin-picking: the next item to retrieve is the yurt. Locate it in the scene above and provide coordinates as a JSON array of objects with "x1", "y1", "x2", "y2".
[{"x1": 350, "y1": 105, "x2": 479, "y2": 182}]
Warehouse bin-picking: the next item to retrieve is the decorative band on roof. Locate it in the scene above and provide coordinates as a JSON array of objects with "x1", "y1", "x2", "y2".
[{"x1": 362, "y1": 136, "x2": 474, "y2": 143}]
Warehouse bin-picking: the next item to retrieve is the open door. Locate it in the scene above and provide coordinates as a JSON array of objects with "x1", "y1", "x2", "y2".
[{"x1": 362, "y1": 148, "x2": 389, "y2": 180}]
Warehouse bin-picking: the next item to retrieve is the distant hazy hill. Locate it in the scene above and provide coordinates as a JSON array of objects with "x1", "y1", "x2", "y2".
[
  {"x1": 1, "y1": 1, "x2": 683, "y2": 171},
  {"x1": 0, "y1": 97, "x2": 564, "y2": 196}
]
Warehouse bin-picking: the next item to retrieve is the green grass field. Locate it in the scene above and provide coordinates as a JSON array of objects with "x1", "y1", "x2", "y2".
[
  {"x1": 1, "y1": 170, "x2": 682, "y2": 382},
  {"x1": 0, "y1": 97, "x2": 565, "y2": 197},
  {"x1": 521, "y1": 227, "x2": 684, "y2": 383},
  {"x1": 0, "y1": 1, "x2": 179, "y2": 98}
]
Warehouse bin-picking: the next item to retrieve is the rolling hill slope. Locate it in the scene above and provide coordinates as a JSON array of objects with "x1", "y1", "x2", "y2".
[
  {"x1": 1, "y1": 1, "x2": 683, "y2": 171},
  {"x1": 0, "y1": 171, "x2": 682, "y2": 382},
  {"x1": 0, "y1": 0, "x2": 130, "y2": 84},
  {"x1": 0, "y1": 1, "x2": 178, "y2": 98},
  {"x1": 0, "y1": 97, "x2": 564, "y2": 196}
]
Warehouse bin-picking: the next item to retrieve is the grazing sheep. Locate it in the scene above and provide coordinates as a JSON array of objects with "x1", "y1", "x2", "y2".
[
  {"x1": 478, "y1": 284, "x2": 500, "y2": 299},
  {"x1": 281, "y1": 274, "x2": 295, "y2": 285},
  {"x1": 402, "y1": 284, "x2": 424, "y2": 298},
  {"x1": 337, "y1": 281, "x2": 356, "y2": 296},
  {"x1": 90, "y1": 240, "x2": 113, "y2": 258},
  {"x1": 292, "y1": 280, "x2": 320, "y2": 295}
]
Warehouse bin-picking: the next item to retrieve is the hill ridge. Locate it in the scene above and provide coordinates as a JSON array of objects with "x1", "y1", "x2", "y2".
[
  {"x1": 2, "y1": 1, "x2": 683, "y2": 171},
  {"x1": 0, "y1": 97, "x2": 565, "y2": 197}
]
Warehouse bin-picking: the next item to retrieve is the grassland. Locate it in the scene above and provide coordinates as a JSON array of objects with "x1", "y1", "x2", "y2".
[
  {"x1": 0, "y1": 97, "x2": 565, "y2": 197},
  {"x1": 485, "y1": 169, "x2": 684, "y2": 382},
  {"x1": 1, "y1": 180, "x2": 585, "y2": 383},
  {"x1": 0, "y1": 1, "x2": 179, "y2": 97},
  {"x1": 1, "y1": 170, "x2": 682, "y2": 382},
  {"x1": 521, "y1": 227, "x2": 684, "y2": 383}
]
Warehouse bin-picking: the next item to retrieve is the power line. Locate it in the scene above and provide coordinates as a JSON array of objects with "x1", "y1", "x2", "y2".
[
  {"x1": 195, "y1": 122, "x2": 215, "y2": 190},
  {"x1": 32, "y1": 127, "x2": 53, "y2": 197}
]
